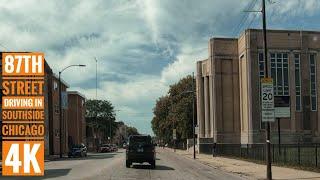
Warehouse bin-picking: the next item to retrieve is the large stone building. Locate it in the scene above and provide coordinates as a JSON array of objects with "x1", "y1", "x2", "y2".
[{"x1": 197, "y1": 29, "x2": 320, "y2": 153}]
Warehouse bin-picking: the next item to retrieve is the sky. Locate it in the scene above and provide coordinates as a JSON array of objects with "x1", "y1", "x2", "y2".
[{"x1": 0, "y1": 0, "x2": 319, "y2": 134}]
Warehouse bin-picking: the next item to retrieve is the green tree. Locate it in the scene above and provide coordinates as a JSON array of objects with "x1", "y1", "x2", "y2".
[
  {"x1": 85, "y1": 99, "x2": 116, "y2": 139},
  {"x1": 151, "y1": 75, "x2": 196, "y2": 145},
  {"x1": 126, "y1": 126, "x2": 139, "y2": 136}
]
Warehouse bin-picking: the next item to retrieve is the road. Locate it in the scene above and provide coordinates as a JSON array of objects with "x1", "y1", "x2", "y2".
[{"x1": 0, "y1": 148, "x2": 244, "y2": 180}]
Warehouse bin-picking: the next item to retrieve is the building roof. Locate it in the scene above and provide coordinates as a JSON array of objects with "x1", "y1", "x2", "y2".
[
  {"x1": 67, "y1": 91, "x2": 86, "y2": 99},
  {"x1": 210, "y1": 37, "x2": 238, "y2": 41},
  {"x1": 52, "y1": 73, "x2": 70, "y2": 88},
  {"x1": 247, "y1": 28, "x2": 320, "y2": 34}
]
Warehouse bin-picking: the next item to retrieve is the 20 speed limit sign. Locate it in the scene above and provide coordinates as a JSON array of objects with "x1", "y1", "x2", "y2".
[{"x1": 261, "y1": 78, "x2": 275, "y2": 122}]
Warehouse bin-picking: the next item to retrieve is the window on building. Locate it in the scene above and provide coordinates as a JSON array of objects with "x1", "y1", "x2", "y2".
[
  {"x1": 310, "y1": 54, "x2": 317, "y2": 111},
  {"x1": 54, "y1": 81, "x2": 58, "y2": 91},
  {"x1": 270, "y1": 52, "x2": 289, "y2": 96},
  {"x1": 55, "y1": 105, "x2": 59, "y2": 114},
  {"x1": 295, "y1": 54, "x2": 302, "y2": 111}
]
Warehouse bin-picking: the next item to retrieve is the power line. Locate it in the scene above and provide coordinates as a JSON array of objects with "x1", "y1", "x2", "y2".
[
  {"x1": 246, "y1": 10, "x2": 259, "y2": 29},
  {"x1": 232, "y1": 0, "x2": 259, "y2": 36}
]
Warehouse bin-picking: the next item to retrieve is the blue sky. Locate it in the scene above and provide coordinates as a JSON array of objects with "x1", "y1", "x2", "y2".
[{"x1": 0, "y1": 0, "x2": 319, "y2": 134}]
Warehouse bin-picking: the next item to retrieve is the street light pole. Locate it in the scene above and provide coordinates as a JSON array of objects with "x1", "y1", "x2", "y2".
[
  {"x1": 59, "y1": 64, "x2": 86, "y2": 158},
  {"x1": 94, "y1": 58, "x2": 98, "y2": 99},
  {"x1": 59, "y1": 72, "x2": 62, "y2": 158}
]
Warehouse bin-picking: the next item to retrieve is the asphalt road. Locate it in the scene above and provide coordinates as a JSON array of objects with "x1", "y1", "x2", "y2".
[{"x1": 0, "y1": 148, "x2": 244, "y2": 180}]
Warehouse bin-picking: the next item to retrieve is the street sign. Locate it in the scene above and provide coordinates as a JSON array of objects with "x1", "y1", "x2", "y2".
[
  {"x1": 274, "y1": 96, "x2": 290, "y2": 118},
  {"x1": 195, "y1": 126, "x2": 199, "y2": 135},
  {"x1": 275, "y1": 107, "x2": 290, "y2": 118},
  {"x1": 261, "y1": 78, "x2": 275, "y2": 122},
  {"x1": 173, "y1": 129, "x2": 177, "y2": 140}
]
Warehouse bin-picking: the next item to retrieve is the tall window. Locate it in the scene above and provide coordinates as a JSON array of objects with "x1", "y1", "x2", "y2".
[
  {"x1": 270, "y1": 53, "x2": 289, "y2": 96},
  {"x1": 310, "y1": 54, "x2": 317, "y2": 111},
  {"x1": 295, "y1": 54, "x2": 302, "y2": 111}
]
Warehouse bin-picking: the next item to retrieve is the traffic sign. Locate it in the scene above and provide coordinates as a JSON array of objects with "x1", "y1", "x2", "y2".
[
  {"x1": 261, "y1": 78, "x2": 275, "y2": 122},
  {"x1": 195, "y1": 126, "x2": 199, "y2": 135},
  {"x1": 274, "y1": 96, "x2": 290, "y2": 118}
]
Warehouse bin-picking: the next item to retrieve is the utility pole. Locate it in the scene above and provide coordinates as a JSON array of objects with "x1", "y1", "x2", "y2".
[
  {"x1": 95, "y1": 57, "x2": 98, "y2": 100},
  {"x1": 262, "y1": 0, "x2": 272, "y2": 179},
  {"x1": 94, "y1": 57, "x2": 99, "y2": 147},
  {"x1": 192, "y1": 72, "x2": 196, "y2": 159}
]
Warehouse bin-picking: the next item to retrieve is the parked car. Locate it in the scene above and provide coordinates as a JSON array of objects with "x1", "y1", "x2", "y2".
[
  {"x1": 111, "y1": 144, "x2": 118, "y2": 152},
  {"x1": 126, "y1": 135, "x2": 156, "y2": 169},
  {"x1": 99, "y1": 144, "x2": 111, "y2": 153},
  {"x1": 123, "y1": 143, "x2": 127, "y2": 149},
  {"x1": 68, "y1": 143, "x2": 87, "y2": 158}
]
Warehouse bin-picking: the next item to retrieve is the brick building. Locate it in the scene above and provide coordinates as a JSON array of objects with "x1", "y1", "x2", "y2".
[
  {"x1": 49, "y1": 74, "x2": 69, "y2": 155},
  {"x1": 67, "y1": 91, "x2": 86, "y2": 146},
  {"x1": 196, "y1": 29, "x2": 320, "y2": 153},
  {"x1": 0, "y1": 53, "x2": 86, "y2": 156}
]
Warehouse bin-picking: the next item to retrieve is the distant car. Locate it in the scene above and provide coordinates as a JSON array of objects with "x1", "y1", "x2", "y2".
[
  {"x1": 68, "y1": 143, "x2": 87, "y2": 158},
  {"x1": 126, "y1": 135, "x2": 156, "y2": 169},
  {"x1": 99, "y1": 144, "x2": 111, "y2": 153},
  {"x1": 111, "y1": 144, "x2": 118, "y2": 152}
]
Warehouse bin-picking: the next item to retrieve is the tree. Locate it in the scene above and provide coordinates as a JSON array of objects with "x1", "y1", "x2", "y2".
[
  {"x1": 126, "y1": 126, "x2": 139, "y2": 136},
  {"x1": 85, "y1": 99, "x2": 116, "y2": 140},
  {"x1": 151, "y1": 75, "x2": 196, "y2": 145},
  {"x1": 113, "y1": 122, "x2": 139, "y2": 145}
]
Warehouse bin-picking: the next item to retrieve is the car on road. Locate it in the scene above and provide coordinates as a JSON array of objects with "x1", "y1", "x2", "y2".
[
  {"x1": 123, "y1": 143, "x2": 127, "y2": 149},
  {"x1": 68, "y1": 143, "x2": 87, "y2": 158},
  {"x1": 99, "y1": 144, "x2": 111, "y2": 153},
  {"x1": 126, "y1": 135, "x2": 156, "y2": 169},
  {"x1": 111, "y1": 144, "x2": 118, "y2": 152}
]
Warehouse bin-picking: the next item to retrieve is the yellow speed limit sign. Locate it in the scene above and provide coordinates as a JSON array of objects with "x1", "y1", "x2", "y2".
[{"x1": 261, "y1": 78, "x2": 275, "y2": 122}]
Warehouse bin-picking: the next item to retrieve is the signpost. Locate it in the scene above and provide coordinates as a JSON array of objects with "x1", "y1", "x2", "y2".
[
  {"x1": 195, "y1": 126, "x2": 199, "y2": 135},
  {"x1": 173, "y1": 129, "x2": 177, "y2": 140},
  {"x1": 173, "y1": 129, "x2": 177, "y2": 152},
  {"x1": 274, "y1": 96, "x2": 291, "y2": 155},
  {"x1": 261, "y1": 78, "x2": 275, "y2": 122}
]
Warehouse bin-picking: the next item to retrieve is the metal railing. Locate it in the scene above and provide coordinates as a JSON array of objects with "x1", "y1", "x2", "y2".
[{"x1": 215, "y1": 143, "x2": 320, "y2": 168}]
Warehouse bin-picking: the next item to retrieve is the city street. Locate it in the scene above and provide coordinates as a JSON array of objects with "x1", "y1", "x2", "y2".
[{"x1": 0, "y1": 148, "x2": 244, "y2": 180}]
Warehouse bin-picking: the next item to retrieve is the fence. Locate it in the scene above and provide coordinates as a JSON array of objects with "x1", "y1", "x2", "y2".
[{"x1": 215, "y1": 143, "x2": 320, "y2": 168}]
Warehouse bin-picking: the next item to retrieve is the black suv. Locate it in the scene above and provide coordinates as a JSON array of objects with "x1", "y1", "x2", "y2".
[{"x1": 126, "y1": 135, "x2": 156, "y2": 168}]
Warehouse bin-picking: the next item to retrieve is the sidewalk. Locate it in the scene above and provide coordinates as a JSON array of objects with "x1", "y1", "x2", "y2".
[{"x1": 168, "y1": 148, "x2": 320, "y2": 180}]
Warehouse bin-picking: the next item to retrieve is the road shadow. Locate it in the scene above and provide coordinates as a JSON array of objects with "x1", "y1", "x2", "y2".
[
  {"x1": 0, "y1": 168, "x2": 71, "y2": 180},
  {"x1": 52, "y1": 153, "x2": 116, "y2": 161},
  {"x1": 131, "y1": 164, "x2": 174, "y2": 170}
]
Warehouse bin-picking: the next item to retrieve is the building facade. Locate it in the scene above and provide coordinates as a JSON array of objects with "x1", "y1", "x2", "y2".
[
  {"x1": 49, "y1": 74, "x2": 69, "y2": 155},
  {"x1": 67, "y1": 91, "x2": 86, "y2": 146},
  {"x1": 197, "y1": 29, "x2": 320, "y2": 153}
]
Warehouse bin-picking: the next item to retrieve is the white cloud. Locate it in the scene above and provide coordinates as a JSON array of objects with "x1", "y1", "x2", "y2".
[{"x1": 0, "y1": 0, "x2": 319, "y2": 134}]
